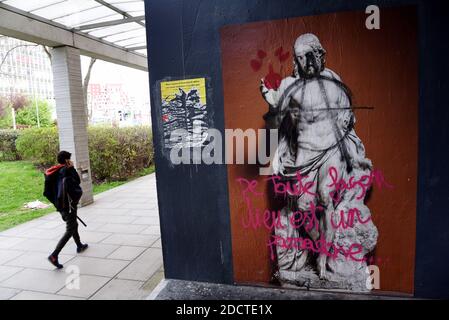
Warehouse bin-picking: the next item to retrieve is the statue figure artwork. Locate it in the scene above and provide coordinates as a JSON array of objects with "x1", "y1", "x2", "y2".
[{"x1": 260, "y1": 34, "x2": 378, "y2": 291}]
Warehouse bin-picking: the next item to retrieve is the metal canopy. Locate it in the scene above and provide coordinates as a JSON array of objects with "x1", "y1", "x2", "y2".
[{"x1": 0, "y1": 0, "x2": 147, "y2": 55}]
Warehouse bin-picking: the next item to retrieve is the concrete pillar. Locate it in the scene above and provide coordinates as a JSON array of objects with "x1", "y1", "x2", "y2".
[{"x1": 51, "y1": 46, "x2": 93, "y2": 206}]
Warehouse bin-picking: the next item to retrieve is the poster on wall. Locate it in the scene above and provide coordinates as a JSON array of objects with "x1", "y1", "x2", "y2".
[
  {"x1": 160, "y1": 78, "x2": 208, "y2": 149},
  {"x1": 220, "y1": 6, "x2": 418, "y2": 293}
]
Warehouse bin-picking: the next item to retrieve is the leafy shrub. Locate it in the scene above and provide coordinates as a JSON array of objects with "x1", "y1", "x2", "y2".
[
  {"x1": 0, "y1": 97, "x2": 54, "y2": 129},
  {"x1": 0, "y1": 130, "x2": 21, "y2": 161},
  {"x1": 15, "y1": 100, "x2": 53, "y2": 128},
  {"x1": 15, "y1": 127, "x2": 59, "y2": 167},
  {"x1": 15, "y1": 126, "x2": 154, "y2": 182},
  {"x1": 88, "y1": 126, "x2": 153, "y2": 182}
]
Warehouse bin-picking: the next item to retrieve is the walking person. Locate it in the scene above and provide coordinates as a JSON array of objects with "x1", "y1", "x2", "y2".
[{"x1": 43, "y1": 151, "x2": 88, "y2": 269}]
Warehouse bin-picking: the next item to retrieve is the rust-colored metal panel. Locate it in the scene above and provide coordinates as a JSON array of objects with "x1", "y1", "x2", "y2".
[{"x1": 221, "y1": 6, "x2": 418, "y2": 294}]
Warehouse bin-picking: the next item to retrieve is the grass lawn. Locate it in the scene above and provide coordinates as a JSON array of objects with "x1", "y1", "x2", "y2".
[{"x1": 0, "y1": 161, "x2": 155, "y2": 232}]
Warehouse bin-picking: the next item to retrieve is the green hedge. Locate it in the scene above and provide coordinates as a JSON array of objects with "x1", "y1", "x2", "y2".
[
  {"x1": 88, "y1": 126, "x2": 154, "y2": 181},
  {"x1": 15, "y1": 127, "x2": 59, "y2": 167},
  {"x1": 15, "y1": 126, "x2": 154, "y2": 182},
  {"x1": 0, "y1": 130, "x2": 21, "y2": 161}
]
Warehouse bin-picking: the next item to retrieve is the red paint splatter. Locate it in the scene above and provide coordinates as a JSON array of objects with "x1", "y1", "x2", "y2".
[
  {"x1": 279, "y1": 51, "x2": 290, "y2": 62},
  {"x1": 250, "y1": 59, "x2": 262, "y2": 72},
  {"x1": 274, "y1": 46, "x2": 284, "y2": 57},
  {"x1": 264, "y1": 64, "x2": 282, "y2": 90},
  {"x1": 257, "y1": 50, "x2": 267, "y2": 59},
  {"x1": 250, "y1": 48, "x2": 289, "y2": 74}
]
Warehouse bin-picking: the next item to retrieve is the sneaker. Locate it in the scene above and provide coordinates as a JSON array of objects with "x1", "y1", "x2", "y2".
[
  {"x1": 76, "y1": 243, "x2": 88, "y2": 253},
  {"x1": 48, "y1": 255, "x2": 63, "y2": 269}
]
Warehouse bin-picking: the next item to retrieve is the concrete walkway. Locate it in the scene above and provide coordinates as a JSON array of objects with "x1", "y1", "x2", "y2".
[{"x1": 0, "y1": 174, "x2": 163, "y2": 300}]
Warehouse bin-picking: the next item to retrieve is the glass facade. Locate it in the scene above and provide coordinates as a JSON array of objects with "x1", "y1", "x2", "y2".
[{"x1": 0, "y1": 35, "x2": 54, "y2": 102}]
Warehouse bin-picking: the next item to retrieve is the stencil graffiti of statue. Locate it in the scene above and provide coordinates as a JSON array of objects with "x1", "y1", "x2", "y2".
[{"x1": 261, "y1": 34, "x2": 378, "y2": 291}]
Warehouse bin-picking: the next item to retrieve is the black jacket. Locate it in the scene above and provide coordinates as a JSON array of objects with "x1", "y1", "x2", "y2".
[{"x1": 43, "y1": 165, "x2": 83, "y2": 212}]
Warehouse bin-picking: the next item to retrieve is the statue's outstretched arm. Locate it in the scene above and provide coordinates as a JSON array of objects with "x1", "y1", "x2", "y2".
[{"x1": 260, "y1": 79, "x2": 279, "y2": 107}]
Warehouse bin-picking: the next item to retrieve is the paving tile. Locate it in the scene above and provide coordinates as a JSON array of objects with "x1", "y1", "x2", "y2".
[
  {"x1": 140, "y1": 225, "x2": 161, "y2": 235},
  {"x1": 88, "y1": 200, "x2": 127, "y2": 209},
  {"x1": 147, "y1": 204, "x2": 159, "y2": 210},
  {"x1": 75, "y1": 231, "x2": 112, "y2": 243},
  {"x1": 90, "y1": 215, "x2": 136, "y2": 224},
  {"x1": 132, "y1": 217, "x2": 160, "y2": 225},
  {"x1": 18, "y1": 227, "x2": 65, "y2": 240},
  {"x1": 118, "y1": 202, "x2": 157, "y2": 210},
  {"x1": 141, "y1": 270, "x2": 165, "y2": 293},
  {"x1": 0, "y1": 236, "x2": 26, "y2": 249},
  {"x1": 90, "y1": 279, "x2": 148, "y2": 300},
  {"x1": 61, "y1": 243, "x2": 119, "y2": 258},
  {"x1": 107, "y1": 246, "x2": 146, "y2": 261},
  {"x1": 40, "y1": 213, "x2": 60, "y2": 221},
  {"x1": 74, "y1": 221, "x2": 105, "y2": 232},
  {"x1": 94, "y1": 191, "x2": 121, "y2": 201},
  {"x1": 1, "y1": 268, "x2": 68, "y2": 293},
  {"x1": 11, "y1": 291, "x2": 84, "y2": 300},
  {"x1": 114, "y1": 197, "x2": 152, "y2": 204},
  {"x1": 112, "y1": 193, "x2": 153, "y2": 198},
  {"x1": 0, "y1": 249, "x2": 24, "y2": 265},
  {"x1": 14, "y1": 218, "x2": 49, "y2": 228},
  {"x1": 0, "y1": 287, "x2": 20, "y2": 299},
  {"x1": 10, "y1": 239, "x2": 56, "y2": 253},
  {"x1": 127, "y1": 209, "x2": 158, "y2": 217},
  {"x1": 102, "y1": 234, "x2": 159, "y2": 247},
  {"x1": 97, "y1": 224, "x2": 147, "y2": 234},
  {"x1": 0, "y1": 228, "x2": 28, "y2": 238},
  {"x1": 151, "y1": 238, "x2": 162, "y2": 249},
  {"x1": 116, "y1": 248, "x2": 163, "y2": 281},
  {"x1": 57, "y1": 274, "x2": 110, "y2": 298},
  {"x1": 127, "y1": 192, "x2": 154, "y2": 196},
  {"x1": 5, "y1": 252, "x2": 74, "y2": 271},
  {"x1": 83, "y1": 208, "x2": 132, "y2": 216},
  {"x1": 66, "y1": 256, "x2": 128, "y2": 277},
  {"x1": 0, "y1": 220, "x2": 46, "y2": 237},
  {"x1": 0, "y1": 265, "x2": 23, "y2": 282},
  {"x1": 37, "y1": 220, "x2": 64, "y2": 230}
]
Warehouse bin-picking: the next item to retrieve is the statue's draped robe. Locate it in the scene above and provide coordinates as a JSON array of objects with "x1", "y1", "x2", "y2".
[{"x1": 267, "y1": 69, "x2": 378, "y2": 290}]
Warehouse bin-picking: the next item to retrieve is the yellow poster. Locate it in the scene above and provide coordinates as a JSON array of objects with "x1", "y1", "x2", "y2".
[
  {"x1": 160, "y1": 78, "x2": 208, "y2": 148},
  {"x1": 160, "y1": 78, "x2": 206, "y2": 106}
]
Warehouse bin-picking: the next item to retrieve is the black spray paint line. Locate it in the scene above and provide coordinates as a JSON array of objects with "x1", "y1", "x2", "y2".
[{"x1": 317, "y1": 77, "x2": 353, "y2": 173}]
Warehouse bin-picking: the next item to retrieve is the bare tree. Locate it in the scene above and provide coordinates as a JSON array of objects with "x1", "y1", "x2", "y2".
[
  {"x1": 0, "y1": 44, "x2": 38, "y2": 73},
  {"x1": 83, "y1": 57, "x2": 97, "y2": 123},
  {"x1": 42, "y1": 45, "x2": 52, "y2": 62}
]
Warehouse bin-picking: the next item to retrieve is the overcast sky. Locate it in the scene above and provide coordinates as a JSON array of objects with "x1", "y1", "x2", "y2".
[{"x1": 80, "y1": 55, "x2": 150, "y2": 104}]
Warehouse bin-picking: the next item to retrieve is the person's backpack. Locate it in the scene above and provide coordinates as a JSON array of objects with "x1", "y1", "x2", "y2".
[
  {"x1": 60, "y1": 166, "x2": 83, "y2": 205},
  {"x1": 43, "y1": 165, "x2": 87, "y2": 226},
  {"x1": 43, "y1": 164, "x2": 65, "y2": 211}
]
